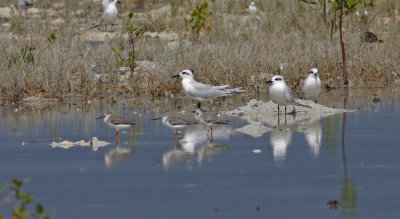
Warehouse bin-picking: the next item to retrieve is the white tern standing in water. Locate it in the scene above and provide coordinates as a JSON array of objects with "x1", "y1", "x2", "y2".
[
  {"x1": 266, "y1": 75, "x2": 311, "y2": 115},
  {"x1": 173, "y1": 69, "x2": 245, "y2": 109},
  {"x1": 301, "y1": 68, "x2": 321, "y2": 103}
]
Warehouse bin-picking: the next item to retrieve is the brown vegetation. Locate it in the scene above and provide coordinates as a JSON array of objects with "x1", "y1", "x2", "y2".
[{"x1": 0, "y1": 0, "x2": 399, "y2": 103}]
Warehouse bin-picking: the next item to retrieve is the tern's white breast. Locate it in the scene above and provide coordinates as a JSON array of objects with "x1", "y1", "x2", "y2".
[{"x1": 269, "y1": 82, "x2": 291, "y2": 106}]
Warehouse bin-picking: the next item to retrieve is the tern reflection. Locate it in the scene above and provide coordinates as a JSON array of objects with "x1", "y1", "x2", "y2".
[
  {"x1": 162, "y1": 124, "x2": 231, "y2": 169},
  {"x1": 303, "y1": 119, "x2": 322, "y2": 157},
  {"x1": 270, "y1": 125, "x2": 293, "y2": 163},
  {"x1": 162, "y1": 124, "x2": 200, "y2": 169},
  {"x1": 180, "y1": 123, "x2": 231, "y2": 152}
]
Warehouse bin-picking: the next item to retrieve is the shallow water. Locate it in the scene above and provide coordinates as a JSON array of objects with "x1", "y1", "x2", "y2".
[{"x1": 0, "y1": 88, "x2": 400, "y2": 218}]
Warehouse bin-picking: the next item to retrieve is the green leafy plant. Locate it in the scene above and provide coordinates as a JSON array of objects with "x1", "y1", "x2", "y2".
[
  {"x1": 299, "y1": 0, "x2": 375, "y2": 33},
  {"x1": 329, "y1": 0, "x2": 375, "y2": 35},
  {"x1": 185, "y1": 0, "x2": 214, "y2": 36},
  {"x1": 0, "y1": 177, "x2": 53, "y2": 219},
  {"x1": 332, "y1": 0, "x2": 375, "y2": 14},
  {"x1": 112, "y1": 13, "x2": 145, "y2": 74},
  {"x1": 2, "y1": 33, "x2": 57, "y2": 68},
  {"x1": 3, "y1": 45, "x2": 36, "y2": 68}
]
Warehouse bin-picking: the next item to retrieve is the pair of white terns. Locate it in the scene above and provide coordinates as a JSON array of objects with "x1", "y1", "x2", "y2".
[{"x1": 98, "y1": 69, "x2": 321, "y2": 143}]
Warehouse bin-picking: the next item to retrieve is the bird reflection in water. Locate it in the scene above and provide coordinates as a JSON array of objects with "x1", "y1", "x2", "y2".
[
  {"x1": 197, "y1": 142, "x2": 230, "y2": 165},
  {"x1": 162, "y1": 146, "x2": 194, "y2": 170},
  {"x1": 104, "y1": 126, "x2": 137, "y2": 168},
  {"x1": 104, "y1": 145, "x2": 134, "y2": 168},
  {"x1": 302, "y1": 119, "x2": 322, "y2": 157},
  {"x1": 270, "y1": 125, "x2": 293, "y2": 164},
  {"x1": 162, "y1": 123, "x2": 231, "y2": 169}
]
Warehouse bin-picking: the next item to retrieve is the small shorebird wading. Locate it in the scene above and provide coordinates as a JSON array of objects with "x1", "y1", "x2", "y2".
[
  {"x1": 97, "y1": 111, "x2": 135, "y2": 146},
  {"x1": 301, "y1": 68, "x2": 322, "y2": 103},
  {"x1": 193, "y1": 109, "x2": 229, "y2": 140},
  {"x1": 152, "y1": 115, "x2": 194, "y2": 143},
  {"x1": 266, "y1": 75, "x2": 311, "y2": 115},
  {"x1": 173, "y1": 69, "x2": 245, "y2": 109}
]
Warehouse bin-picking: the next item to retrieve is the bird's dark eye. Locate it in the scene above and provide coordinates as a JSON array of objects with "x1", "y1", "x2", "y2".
[
  {"x1": 182, "y1": 72, "x2": 189, "y2": 75},
  {"x1": 309, "y1": 71, "x2": 313, "y2": 74},
  {"x1": 275, "y1": 78, "x2": 282, "y2": 81}
]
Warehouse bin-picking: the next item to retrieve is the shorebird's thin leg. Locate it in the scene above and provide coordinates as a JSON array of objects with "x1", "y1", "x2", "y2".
[
  {"x1": 278, "y1": 105, "x2": 280, "y2": 115},
  {"x1": 278, "y1": 114, "x2": 280, "y2": 125},
  {"x1": 174, "y1": 131, "x2": 178, "y2": 147},
  {"x1": 285, "y1": 113, "x2": 287, "y2": 124},
  {"x1": 174, "y1": 131, "x2": 178, "y2": 138},
  {"x1": 118, "y1": 131, "x2": 121, "y2": 146},
  {"x1": 285, "y1": 106, "x2": 287, "y2": 115},
  {"x1": 210, "y1": 127, "x2": 213, "y2": 142},
  {"x1": 116, "y1": 131, "x2": 120, "y2": 146},
  {"x1": 197, "y1": 101, "x2": 201, "y2": 109}
]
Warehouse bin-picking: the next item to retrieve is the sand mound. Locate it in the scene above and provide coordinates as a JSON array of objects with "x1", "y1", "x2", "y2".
[{"x1": 226, "y1": 99, "x2": 352, "y2": 137}]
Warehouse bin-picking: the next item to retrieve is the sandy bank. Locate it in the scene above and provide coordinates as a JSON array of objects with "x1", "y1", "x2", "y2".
[{"x1": 226, "y1": 99, "x2": 352, "y2": 137}]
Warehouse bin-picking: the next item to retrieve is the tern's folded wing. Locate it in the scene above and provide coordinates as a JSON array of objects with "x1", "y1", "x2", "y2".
[
  {"x1": 285, "y1": 86, "x2": 295, "y2": 102},
  {"x1": 301, "y1": 84, "x2": 306, "y2": 97},
  {"x1": 213, "y1": 85, "x2": 230, "y2": 89},
  {"x1": 187, "y1": 81, "x2": 228, "y2": 99}
]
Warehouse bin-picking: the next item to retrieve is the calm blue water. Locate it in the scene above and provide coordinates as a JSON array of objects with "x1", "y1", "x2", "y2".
[{"x1": 0, "y1": 92, "x2": 399, "y2": 218}]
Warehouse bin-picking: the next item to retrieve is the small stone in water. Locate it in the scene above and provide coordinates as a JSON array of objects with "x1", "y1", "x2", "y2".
[{"x1": 253, "y1": 149, "x2": 262, "y2": 153}]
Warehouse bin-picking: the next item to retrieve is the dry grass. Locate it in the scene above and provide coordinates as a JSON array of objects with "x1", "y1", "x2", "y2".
[{"x1": 0, "y1": 0, "x2": 399, "y2": 103}]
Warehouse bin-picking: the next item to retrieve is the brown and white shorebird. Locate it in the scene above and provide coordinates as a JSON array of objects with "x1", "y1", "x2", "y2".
[
  {"x1": 193, "y1": 109, "x2": 229, "y2": 140},
  {"x1": 152, "y1": 115, "x2": 194, "y2": 141},
  {"x1": 97, "y1": 111, "x2": 135, "y2": 146}
]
